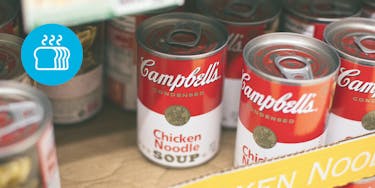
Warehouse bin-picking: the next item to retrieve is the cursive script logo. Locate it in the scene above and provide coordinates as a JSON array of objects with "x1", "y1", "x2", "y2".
[
  {"x1": 228, "y1": 33, "x2": 244, "y2": 52},
  {"x1": 140, "y1": 57, "x2": 221, "y2": 92},
  {"x1": 337, "y1": 68, "x2": 375, "y2": 98},
  {"x1": 241, "y1": 73, "x2": 318, "y2": 114}
]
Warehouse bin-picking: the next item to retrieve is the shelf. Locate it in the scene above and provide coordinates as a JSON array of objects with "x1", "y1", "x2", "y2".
[{"x1": 55, "y1": 100, "x2": 235, "y2": 188}]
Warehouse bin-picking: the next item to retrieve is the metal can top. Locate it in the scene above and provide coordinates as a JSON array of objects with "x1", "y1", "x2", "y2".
[
  {"x1": 283, "y1": 0, "x2": 361, "y2": 23},
  {"x1": 197, "y1": 0, "x2": 281, "y2": 25},
  {"x1": 353, "y1": 176, "x2": 375, "y2": 184},
  {"x1": 0, "y1": 33, "x2": 25, "y2": 80},
  {"x1": 0, "y1": 0, "x2": 19, "y2": 28},
  {"x1": 136, "y1": 12, "x2": 228, "y2": 60},
  {"x1": 243, "y1": 32, "x2": 340, "y2": 84},
  {"x1": 363, "y1": 0, "x2": 375, "y2": 8},
  {"x1": 0, "y1": 82, "x2": 52, "y2": 158},
  {"x1": 324, "y1": 18, "x2": 375, "y2": 66}
]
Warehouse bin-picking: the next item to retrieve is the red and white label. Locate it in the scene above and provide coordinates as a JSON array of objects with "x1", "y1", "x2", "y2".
[
  {"x1": 37, "y1": 124, "x2": 61, "y2": 188},
  {"x1": 283, "y1": 14, "x2": 326, "y2": 40},
  {"x1": 137, "y1": 47, "x2": 226, "y2": 167}
]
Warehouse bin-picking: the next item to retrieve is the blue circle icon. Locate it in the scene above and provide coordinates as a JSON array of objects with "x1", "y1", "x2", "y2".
[{"x1": 21, "y1": 24, "x2": 83, "y2": 86}]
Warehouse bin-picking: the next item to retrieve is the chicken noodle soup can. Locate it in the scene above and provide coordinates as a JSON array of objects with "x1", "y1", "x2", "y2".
[
  {"x1": 324, "y1": 18, "x2": 375, "y2": 144},
  {"x1": 281, "y1": 0, "x2": 361, "y2": 40},
  {"x1": 107, "y1": 7, "x2": 179, "y2": 111},
  {"x1": 0, "y1": 34, "x2": 32, "y2": 85},
  {"x1": 0, "y1": 0, "x2": 19, "y2": 35},
  {"x1": 362, "y1": 0, "x2": 375, "y2": 18},
  {"x1": 136, "y1": 12, "x2": 228, "y2": 167},
  {"x1": 0, "y1": 81, "x2": 60, "y2": 188},
  {"x1": 197, "y1": 0, "x2": 281, "y2": 128},
  {"x1": 234, "y1": 33, "x2": 339, "y2": 166}
]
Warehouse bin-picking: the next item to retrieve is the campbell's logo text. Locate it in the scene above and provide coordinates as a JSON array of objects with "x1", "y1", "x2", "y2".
[
  {"x1": 337, "y1": 68, "x2": 375, "y2": 98},
  {"x1": 228, "y1": 33, "x2": 244, "y2": 52},
  {"x1": 140, "y1": 57, "x2": 221, "y2": 92},
  {"x1": 241, "y1": 73, "x2": 318, "y2": 114}
]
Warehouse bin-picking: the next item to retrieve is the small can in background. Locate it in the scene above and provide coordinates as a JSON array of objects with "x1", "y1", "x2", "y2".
[
  {"x1": 281, "y1": 0, "x2": 361, "y2": 40},
  {"x1": 196, "y1": 0, "x2": 281, "y2": 128},
  {"x1": 324, "y1": 18, "x2": 375, "y2": 144},
  {"x1": 0, "y1": 33, "x2": 32, "y2": 85},
  {"x1": 338, "y1": 177, "x2": 375, "y2": 188},
  {"x1": 106, "y1": 7, "x2": 179, "y2": 111},
  {"x1": 234, "y1": 33, "x2": 339, "y2": 166},
  {"x1": 362, "y1": 0, "x2": 375, "y2": 18},
  {"x1": 0, "y1": 81, "x2": 60, "y2": 188},
  {"x1": 38, "y1": 25, "x2": 103, "y2": 125},
  {"x1": 0, "y1": 0, "x2": 20, "y2": 35},
  {"x1": 137, "y1": 12, "x2": 228, "y2": 168}
]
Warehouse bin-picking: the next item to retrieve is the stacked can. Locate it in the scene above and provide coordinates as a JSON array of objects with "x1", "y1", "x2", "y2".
[
  {"x1": 281, "y1": 0, "x2": 361, "y2": 40},
  {"x1": 339, "y1": 177, "x2": 375, "y2": 188},
  {"x1": 0, "y1": 33, "x2": 32, "y2": 85},
  {"x1": 0, "y1": 82, "x2": 60, "y2": 188},
  {"x1": 325, "y1": 18, "x2": 375, "y2": 144},
  {"x1": 136, "y1": 12, "x2": 228, "y2": 167},
  {"x1": 196, "y1": 0, "x2": 281, "y2": 128},
  {"x1": 0, "y1": 0, "x2": 19, "y2": 35},
  {"x1": 362, "y1": 0, "x2": 375, "y2": 18},
  {"x1": 106, "y1": 7, "x2": 178, "y2": 110},
  {"x1": 234, "y1": 33, "x2": 340, "y2": 166},
  {"x1": 38, "y1": 24, "x2": 103, "y2": 124}
]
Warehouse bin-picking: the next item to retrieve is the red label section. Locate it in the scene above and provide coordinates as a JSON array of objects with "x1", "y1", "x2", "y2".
[
  {"x1": 239, "y1": 66, "x2": 335, "y2": 143},
  {"x1": 313, "y1": 23, "x2": 327, "y2": 41},
  {"x1": 331, "y1": 58, "x2": 375, "y2": 121},
  {"x1": 137, "y1": 48, "x2": 226, "y2": 116}
]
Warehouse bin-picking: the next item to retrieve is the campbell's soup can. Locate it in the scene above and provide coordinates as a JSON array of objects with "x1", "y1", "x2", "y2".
[
  {"x1": 339, "y1": 177, "x2": 375, "y2": 188},
  {"x1": 0, "y1": 0, "x2": 19, "y2": 35},
  {"x1": 136, "y1": 12, "x2": 228, "y2": 167},
  {"x1": 324, "y1": 18, "x2": 375, "y2": 144},
  {"x1": 0, "y1": 82, "x2": 61, "y2": 188},
  {"x1": 234, "y1": 33, "x2": 340, "y2": 166},
  {"x1": 281, "y1": 0, "x2": 361, "y2": 40},
  {"x1": 0, "y1": 33, "x2": 32, "y2": 85},
  {"x1": 362, "y1": 0, "x2": 375, "y2": 18},
  {"x1": 196, "y1": 0, "x2": 281, "y2": 128},
  {"x1": 106, "y1": 7, "x2": 180, "y2": 111},
  {"x1": 38, "y1": 25, "x2": 103, "y2": 124}
]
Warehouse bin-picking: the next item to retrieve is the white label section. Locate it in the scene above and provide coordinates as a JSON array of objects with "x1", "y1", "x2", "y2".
[
  {"x1": 222, "y1": 78, "x2": 241, "y2": 128},
  {"x1": 326, "y1": 113, "x2": 375, "y2": 144},
  {"x1": 283, "y1": 15, "x2": 314, "y2": 37},
  {"x1": 137, "y1": 99, "x2": 222, "y2": 168},
  {"x1": 37, "y1": 124, "x2": 61, "y2": 188},
  {"x1": 107, "y1": 69, "x2": 137, "y2": 110},
  {"x1": 110, "y1": 0, "x2": 184, "y2": 15},
  {"x1": 234, "y1": 119, "x2": 324, "y2": 167}
]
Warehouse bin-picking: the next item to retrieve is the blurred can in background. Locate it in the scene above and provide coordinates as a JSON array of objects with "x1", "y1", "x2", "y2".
[
  {"x1": 362, "y1": 0, "x2": 375, "y2": 18},
  {"x1": 324, "y1": 18, "x2": 375, "y2": 144},
  {"x1": 281, "y1": 0, "x2": 361, "y2": 40},
  {"x1": 0, "y1": 33, "x2": 32, "y2": 85},
  {"x1": 0, "y1": 81, "x2": 60, "y2": 188},
  {"x1": 106, "y1": 7, "x2": 180, "y2": 111},
  {"x1": 234, "y1": 33, "x2": 339, "y2": 166},
  {"x1": 0, "y1": 0, "x2": 20, "y2": 35},
  {"x1": 38, "y1": 24, "x2": 103, "y2": 124},
  {"x1": 196, "y1": 0, "x2": 281, "y2": 128}
]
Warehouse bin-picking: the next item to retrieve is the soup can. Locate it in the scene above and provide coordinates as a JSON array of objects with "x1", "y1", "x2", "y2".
[
  {"x1": 196, "y1": 0, "x2": 281, "y2": 128},
  {"x1": 234, "y1": 33, "x2": 340, "y2": 166},
  {"x1": 362, "y1": 0, "x2": 375, "y2": 18},
  {"x1": 340, "y1": 177, "x2": 375, "y2": 188},
  {"x1": 0, "y1": 81, "x2": 60, "y2": 188},
  {"x1": 324, "y1": 18, "x2": 375, "y2": 144},
  {"x1": 281, "y1": 0, "x2": 361, "y2": 40},
  {"x1": 0, "y1": 0, "x2": 19, "y2": 35},
  {"x1": 136, "y1": 12, "x2": 228, "y2": 167}
]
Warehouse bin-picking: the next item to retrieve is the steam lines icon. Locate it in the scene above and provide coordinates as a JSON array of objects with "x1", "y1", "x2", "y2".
[{"x1": 34, "y1": 34, "x2": 71, "y2": 71}]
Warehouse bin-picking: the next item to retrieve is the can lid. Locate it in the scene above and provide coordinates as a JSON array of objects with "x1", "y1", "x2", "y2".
[
  {"x1": 324, "y1": 18, "x2": 375, "y2": 65},
  {"x1": 283, "y1": 0, "x2": 361, "y2": 22},
  {"x1": 0, "y1": 33, "x2": 25, "y2": 80},
  {"x1": 0, "y1": 0, "x2": 19, "y2": 28},
  {"x1": 353, "y1": 176, "x2": 375, "y2": 184},
  {"x1": 0, "y1": 82, "x2": 52, "y2": 158},
  {"x1": 197, "y1": 0, "x2": 281, "y2": 25},
  {"x1": 243, "y1": 32, "x2": 340, "y2": 84},
  {"x1": 136, "y1": 12, "x2": 228, "y2": 60}
]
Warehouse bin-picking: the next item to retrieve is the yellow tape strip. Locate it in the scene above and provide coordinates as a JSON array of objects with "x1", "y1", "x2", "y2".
[{"x1": 179, "y1": 134, "x2": 375, "y2": 188}]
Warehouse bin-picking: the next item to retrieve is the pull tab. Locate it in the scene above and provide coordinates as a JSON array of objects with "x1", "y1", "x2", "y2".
[
  {"x1": 166, "y1": 22, "x2": 202, "y2": 48},
  {"x1": 274, "y1": 55, "x2": 314, "y2": 80},
  {"x1": 354, "y1": 35, "x2": 375, "y2": 54},
  {"x1": 224, "y1": 0, "x2": 259, "y2": 18},
  {"x1": 310, "y1": 0, "x2": 352, "y2": 16},
  {"x1": 0, "y1": 101, "x2": 43, "y2": 138}
]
